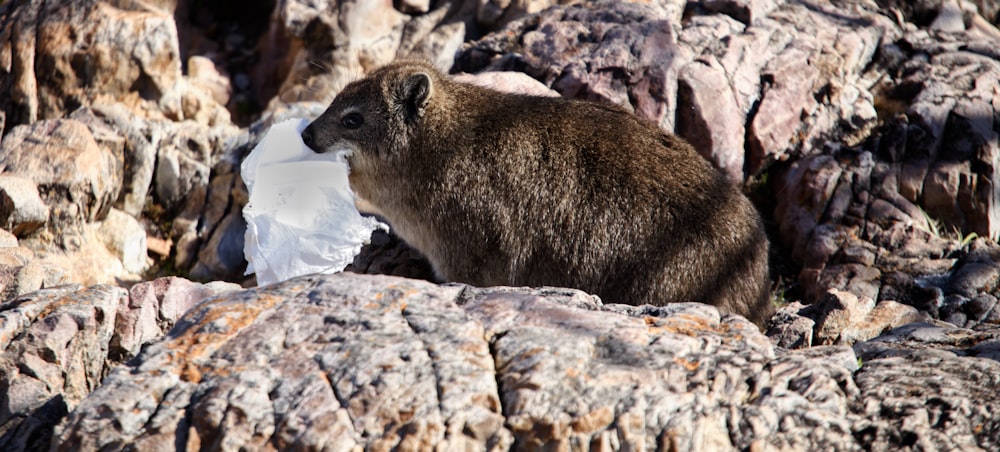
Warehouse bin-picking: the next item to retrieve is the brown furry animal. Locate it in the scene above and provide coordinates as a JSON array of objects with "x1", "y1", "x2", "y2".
[{"x1": 301, "y1": 60, "x2": 773, "y2": 326}]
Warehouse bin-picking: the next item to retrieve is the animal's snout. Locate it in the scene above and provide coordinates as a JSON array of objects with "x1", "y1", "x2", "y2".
[{"x1": 301, "y1": 124, "x2": 318, "y2": 151}]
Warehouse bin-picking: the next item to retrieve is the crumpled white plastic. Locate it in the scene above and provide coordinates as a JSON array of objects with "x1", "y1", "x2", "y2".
[{"x1": 241, "y1": 117, "x2": 385, "y2": 286}]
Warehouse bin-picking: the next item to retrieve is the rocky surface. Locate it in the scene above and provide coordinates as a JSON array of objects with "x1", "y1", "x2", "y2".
[
  {"x1": 0, "y1": 0, "x2": 999, "y2": 449},
  {"x1": 18, "y1": 272, "x2": 993, "y2": 451},
  {"x1": 0, "y1": 277, "x2": 239, "y2": 450}
]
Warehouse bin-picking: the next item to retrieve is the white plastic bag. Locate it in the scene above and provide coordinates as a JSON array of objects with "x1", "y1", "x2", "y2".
[{"x1": 241, "y1": 118, "x2": 385, "y2": 286}]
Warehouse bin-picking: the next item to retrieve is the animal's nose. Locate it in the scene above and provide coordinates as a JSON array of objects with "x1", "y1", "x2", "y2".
[{"x1": 301, "y1": 124, "x2": 316, "y2": 150}]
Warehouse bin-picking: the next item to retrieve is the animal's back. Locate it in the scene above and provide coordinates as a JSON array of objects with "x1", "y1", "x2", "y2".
[{"x1": 413, "y1": 85, "x2": 772, "y2": 325}]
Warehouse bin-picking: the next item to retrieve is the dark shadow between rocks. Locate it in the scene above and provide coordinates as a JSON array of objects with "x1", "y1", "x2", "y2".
[{"x1": 0, "y1": 395, "x2": 68, "y2": 452}]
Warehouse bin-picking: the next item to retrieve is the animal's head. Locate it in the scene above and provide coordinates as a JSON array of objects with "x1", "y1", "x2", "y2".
[
  {"x1": 301, "y1": 60, "x2": 439, "y2": 165},
  {"x1": 300, "y1": 61, "x2": 442, "y2": 213}
]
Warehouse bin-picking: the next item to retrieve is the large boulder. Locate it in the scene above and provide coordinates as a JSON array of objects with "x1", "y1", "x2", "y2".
[{"x1": 5, "y1": 273, "x2": 986, "y2": 450}]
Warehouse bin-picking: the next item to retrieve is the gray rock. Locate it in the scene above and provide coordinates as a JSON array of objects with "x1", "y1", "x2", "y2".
[
  {"x1": 253, "y1": 0, "x2": 484, "y2": 111},
  {"x1": 86, "y1": 104, "x2": 158, "y2": 218},
  {"x1": 55, "y1": 274, "x2": 512, "y2": 451},
  {"x1": 930, "y1": 0, "x2": 966, "y2": 32},
  {"x1": 0, "y1": 284, "x2": 124, "y2": 449},
  {"x1": 965, "y1": 293, "x2": 997, "y2": 324},
  {"x1": 0, "y1": 275, "x2": 242, "y2": 449},
  {"x1": 766, "y1": 301, "x2": 816, "y2": 349},
  {"x1": 813, "y1": 289, "x2": 872, "y2": 345},
  {"x1": 949, "y1": 252, "x2": 1000, "y2": 299},
  {"x1": 0, "y1": 175, "x2": 48, "y2": 237},
  {"x1": 189, "y1": 213, "x2": 247, "y2": 282},
  {"x1": 12, "y1": 261, "x2": 47, "y2": 299},
  {"x1": 154, "y1": 126, "x2": 213, "y2": 213},
  {"x1": 854, "y1": 352, "x2": 1000, "y2": 451},
  {"x1": 28, "y1": 273, "x2": 992, "y2": 450}
]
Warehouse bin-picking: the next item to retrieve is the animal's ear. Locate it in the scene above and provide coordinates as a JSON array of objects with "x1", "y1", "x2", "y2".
[{"x1": 398, "y1": 72, "x2": 432, "y2": 123}]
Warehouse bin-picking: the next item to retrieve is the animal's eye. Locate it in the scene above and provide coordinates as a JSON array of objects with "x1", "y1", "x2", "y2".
[{"x1": 342, "y1": 113, "x2": 364, "y2": 129}]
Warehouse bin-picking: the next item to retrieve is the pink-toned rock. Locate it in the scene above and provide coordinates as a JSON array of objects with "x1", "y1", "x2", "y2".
[
  {"x1": 456, "y1": 1, "x2": 689, "y2": 132},
  {"x1": 676, "y1": 57, "x2": 746, "y2": 181},
  {"x1": 747, "y1": 45, "x2": 820, "y2": 173},
  {"x1": 774, "y1": 155, "x2": 844, "y2": 262},
  {"x1": 112, "y1": 276, "x2": 241, "y2": 360},
  {"x1": 452, "y1": 71, "x2": 559, "y2": 97}
]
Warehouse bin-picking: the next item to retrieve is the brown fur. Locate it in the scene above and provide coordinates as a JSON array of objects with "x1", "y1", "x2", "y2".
[{"x1": 301, "y1": 61, "x2": 773, "y2": 326}]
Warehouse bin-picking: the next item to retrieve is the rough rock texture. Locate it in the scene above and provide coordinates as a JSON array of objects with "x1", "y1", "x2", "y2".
[
  {"x1": 454, "y1": 0, "x2": 893, "y2": 180},
  {"x1": 0, "y1": 284, "x2": 120, "y2": 451},
  {"x1": 0, "y1": 175, "x2": 48, "y2": 238},
  {"x1": 456, "y1": 0, "x2": 689, "y2": 138},
  {"x1": 251, "y1": 0, "x2": 562, "y2": 113},
  {"x1": 853, "y1": 321, "x2": 1000, "y2": 450},
  {"x1": 0, "y1": 277, "x2": 238, "y2": 450},
  {"x1": 768, "y1": 289, "x2": 928, "y2": 349},
  {"x1": 0, "y1": 119, "x2": 122, "y2": 238},
  {"x1": 0, "y1": 0, "x2": 242, "y2": 287},
  {"x1": 38, "y1": 273, "x2": 1000, "y2": 451},
  {"x1": 0, "y1": 0, "x2": 228, "y2": 129}
]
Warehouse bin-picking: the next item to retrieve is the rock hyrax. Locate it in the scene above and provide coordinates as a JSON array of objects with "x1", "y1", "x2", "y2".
[{"x1": 301, "y1": 60, "x2": 773, "y2": 326}]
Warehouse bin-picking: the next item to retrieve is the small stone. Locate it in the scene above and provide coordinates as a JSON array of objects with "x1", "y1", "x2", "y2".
[
  {"x1": 814, "y1": 289, "x2": 875, "y2": 345},
  {"x1": 187, "y1": 56, "x2": 232, "y2": 106},
  {"x1": 929, "y1": 0, "x2": 966, "y2": 32},
  {"x1": 702, "y1": 0, "x2": 781, "y2": 25},
  {"x1": 839, "y1": 300, "x2": 924, "y2": 345},
  {"x1": 0, "y1": 229, "x2": 19, "y2": 248},
  {"x1": 943, "y1": 311, "x2": 967, "y2": 327},
  {"x1": 0, "y1": 246, "x2": 33, "y2": 268},
  {"x1": 96, "y1": 209, "x2": 148, "y2": 275},
  {"x1": 16, "y1": 261, "x2": 48, "y2": 297},
  {"x1": 0, "y1": 175, "x2": 49, "y2": 237},
  {"x1": 965, "y1": 294, "x2": 997, "y2": 323},
  {"x1": 766, "y1": 301, "x2": 815, "y2": 349}
]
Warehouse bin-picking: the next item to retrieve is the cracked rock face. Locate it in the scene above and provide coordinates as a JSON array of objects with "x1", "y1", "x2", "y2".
[{"x1": 44, "y1": 273, "x2": 1000, "y2": 450}]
